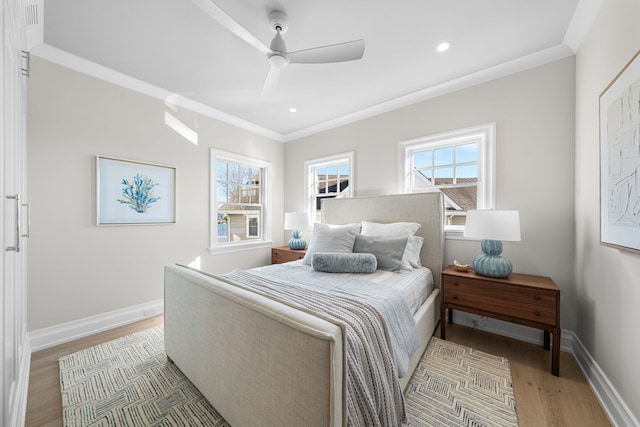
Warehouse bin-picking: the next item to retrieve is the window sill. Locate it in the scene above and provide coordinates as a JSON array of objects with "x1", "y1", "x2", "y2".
[
  {"x1": 208, "y1": 240, "x2": 273, "y2": 255},
  {"x1": 444, "y1": 227, "x2": 479, "y2": 241}
]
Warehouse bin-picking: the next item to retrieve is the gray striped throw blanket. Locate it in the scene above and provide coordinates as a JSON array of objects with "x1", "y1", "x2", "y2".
[{"x1": 221, "y1": 268, "x2": 419, "y2": 427}]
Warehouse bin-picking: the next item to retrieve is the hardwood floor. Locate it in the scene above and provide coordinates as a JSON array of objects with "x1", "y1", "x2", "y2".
[{"x1": 26, "y1": 316, "x2": 611, "y2": 426}]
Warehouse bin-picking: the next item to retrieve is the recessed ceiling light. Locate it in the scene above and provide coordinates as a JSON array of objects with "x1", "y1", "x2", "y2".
[
  {"x1": 436, "y1": 42, "x2": 451, "y2": 53},
  {"x1": 289, "y1": 107, "x2": 297, "y2": 113}
]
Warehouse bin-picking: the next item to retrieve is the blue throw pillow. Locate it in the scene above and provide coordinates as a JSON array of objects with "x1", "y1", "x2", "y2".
[{"x1": 312, "y1": 252, "x2": 378, "y2": 273}]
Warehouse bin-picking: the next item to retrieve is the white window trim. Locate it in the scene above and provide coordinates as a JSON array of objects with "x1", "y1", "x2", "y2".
[
  {"x1": 304, "y1": 151, "x2": 355, "y2": 226},
  {"x1": 209, "y1": 148, "x2": 272, "y2": 254},
  {"x1": 398, "y1": 123, "x2": 496, "y2": 238}
]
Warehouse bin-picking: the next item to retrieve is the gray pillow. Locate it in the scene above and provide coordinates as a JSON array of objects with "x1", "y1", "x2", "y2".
[
  {"x1": 302, "y1": 224, "x2": 359, "y2": 265},
  {"x1": 353, "y1": 235, "x2": 409, "y2": 271},
  {"x1": 312, "y1": 252, "x2": 377, "y2": 273}
]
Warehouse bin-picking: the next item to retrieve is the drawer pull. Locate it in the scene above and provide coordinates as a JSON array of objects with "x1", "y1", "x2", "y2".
[
  {"x1": 534, "y1": 311, "x2": 541, "y2": 317},
  {"x1": 534, "y1": 295, "x2": 541, "y2": 300},
  {"x1": 452, "y1": 296, "x2": 458, "y2": 300}
]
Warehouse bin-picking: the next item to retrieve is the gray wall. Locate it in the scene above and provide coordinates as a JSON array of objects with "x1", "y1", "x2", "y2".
[
  {"x1": 285, "y1": 57, "x2": 577, "y2": 332},
  {"x1": 575, "y1": 0, "x2": 640, "y2": 420},
  {"x1": 27, "y1": 57, "x2": 284, "y2": 330}
]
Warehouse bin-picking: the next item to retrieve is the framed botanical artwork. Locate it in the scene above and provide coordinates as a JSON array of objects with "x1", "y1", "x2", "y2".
[
  {"x1": 97, "y1": 156, "x2": 176, "y2": 225},
  {"x1": 599, "y1": 49, "x2": 640, "y2": 254}
]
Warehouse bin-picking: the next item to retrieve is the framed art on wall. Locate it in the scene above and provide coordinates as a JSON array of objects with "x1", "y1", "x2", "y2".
[
  {"x1": 97, "y1": 156, "x2": 176, "y2": 225},
  {"x1": 599, "y1": 49, "x2": 640, "y2": 254}
]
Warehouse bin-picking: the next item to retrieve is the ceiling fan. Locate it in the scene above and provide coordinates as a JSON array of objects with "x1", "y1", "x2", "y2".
[{"x1": 192, "y1": 0, "x2": 365, "y2": 97}]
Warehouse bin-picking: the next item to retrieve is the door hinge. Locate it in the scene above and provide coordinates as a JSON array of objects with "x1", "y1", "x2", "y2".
[{"x1": 21, "y1": 51, "x2": 30, "y2": 77}]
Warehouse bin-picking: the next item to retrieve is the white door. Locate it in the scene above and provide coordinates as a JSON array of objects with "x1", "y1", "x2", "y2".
[{"x1": 2, "y1": 0, "x2": 30, "y2": 425}]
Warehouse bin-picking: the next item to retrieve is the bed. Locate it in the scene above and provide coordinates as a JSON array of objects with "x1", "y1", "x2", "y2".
[{"x1": 164, "y1": 192, "x2": 444, "y2": 426}]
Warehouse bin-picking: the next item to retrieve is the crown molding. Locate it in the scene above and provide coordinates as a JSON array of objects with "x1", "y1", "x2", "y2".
[
  {"x1": 29, "y1": 43, "x2": 284, "y2": 142},
  {"x1": 283, "y1": 43, "x2": 574, "y2": 142},
  {"x1": 563, "y1": 0, "x2": 604, "y2": 52},
  {"x1": 30, "y1": 42, "x2": 574, "y2": 145}
]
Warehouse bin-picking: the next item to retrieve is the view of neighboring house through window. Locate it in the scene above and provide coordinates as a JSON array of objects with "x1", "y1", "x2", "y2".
[
  {"x1": 305, "y1": 152, "x2": 354, "y2": 224},
  {"x1": 399, "y1": 123, "x2": 495, "y2": 231},
  {"x1": 210, "y1": 149, "x2": 272, "y2": 253},
  {"x1": 413, "y1": 143, "x2": 478, "y2": 225},
  {"x1": 246, "y1": 215, "x2": 259, "y2": 238}
]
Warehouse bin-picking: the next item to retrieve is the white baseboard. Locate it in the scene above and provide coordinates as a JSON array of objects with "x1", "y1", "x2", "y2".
[
  {"x1": 567, "y1": 331, "x2": 639, "y2": 427},
  {"x1": 452, "y1": 313, "x2": 638, "y2": 427},
  {"x1": 29, "y1": 299, "x2": 164, "y2": 352},
  {"x1": 450, "y1": 312, "x2": 573, "y2": 350}
]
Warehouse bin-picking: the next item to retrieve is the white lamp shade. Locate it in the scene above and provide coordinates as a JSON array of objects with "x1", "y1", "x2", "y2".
[
  {"x1": 463, "y1": 210, "x2": 521, "y2": 241},
  {"x1": 284, "y1": 212, "x2": 309, "y2": 231}
]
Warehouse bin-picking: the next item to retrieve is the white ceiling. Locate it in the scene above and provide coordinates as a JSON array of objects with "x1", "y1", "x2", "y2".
[{"x1": 34, "y1": 0, "x2": 593, "y2": 141}]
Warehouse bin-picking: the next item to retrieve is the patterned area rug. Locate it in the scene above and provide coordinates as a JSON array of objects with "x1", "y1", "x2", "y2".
[
  {"x1": 59, "y1": 326, "x2": 517, "y2": 427},
  {"x1": 405, "y1": 338, "x2": 518, "y2": 426}
]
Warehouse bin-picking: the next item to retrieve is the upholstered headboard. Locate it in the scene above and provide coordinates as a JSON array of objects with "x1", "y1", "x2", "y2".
[{"x1": 321, "y1": 193, "x2": 445, "y2": 289}]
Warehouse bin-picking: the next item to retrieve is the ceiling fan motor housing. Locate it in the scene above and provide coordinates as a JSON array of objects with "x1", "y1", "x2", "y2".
[{"x1": 268, "y1": 53, "x2": 289, "y2": 69}]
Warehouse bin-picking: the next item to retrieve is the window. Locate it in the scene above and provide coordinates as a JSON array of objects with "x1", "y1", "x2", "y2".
[
  {"x1": 246, "y1": 215, "x2": 259, "y2": 238},
  {"x1": 305, "y1": 152, "x2": 354, "y2": 224},
  {"x1": 210, "y1": 149, "x2": 272, "y2": 253},
  {"x1": 398, "y1": 123, "x2": 495, "y2": 233}
]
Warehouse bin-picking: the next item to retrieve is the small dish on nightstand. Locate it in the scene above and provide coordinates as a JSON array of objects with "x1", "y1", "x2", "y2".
[{"x1": 453, "y1": 260, "x2": 471, "y2": 272}]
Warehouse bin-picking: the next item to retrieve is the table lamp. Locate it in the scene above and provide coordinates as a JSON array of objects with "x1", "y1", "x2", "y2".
[
  {"x1": 284, "y1": 212, "x2": 309, "y2": 250},
  {"x1": 463, "y1": 210, "x2": 521, "y2": 278}
]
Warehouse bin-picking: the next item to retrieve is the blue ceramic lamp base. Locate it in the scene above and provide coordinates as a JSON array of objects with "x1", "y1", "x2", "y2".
[
  {"x1": 288, "y1": 230, "x2": 307, "y2": 250},
  {"x1": 472, "y1": 239, "x2": 513, "y2": 278}
]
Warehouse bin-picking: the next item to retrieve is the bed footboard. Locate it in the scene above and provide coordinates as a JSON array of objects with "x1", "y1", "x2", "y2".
[{"x1": 164, "y1": 265, "x2": 345, "y2": 427}]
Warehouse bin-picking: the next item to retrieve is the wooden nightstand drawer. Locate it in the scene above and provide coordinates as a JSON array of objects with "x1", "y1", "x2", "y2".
[
  {"x1": 271, "y1": 246, "x2": 307, "y2": 264},
  {"x1": 443, "y1": 276, "x2": 557, "y2": 324}
]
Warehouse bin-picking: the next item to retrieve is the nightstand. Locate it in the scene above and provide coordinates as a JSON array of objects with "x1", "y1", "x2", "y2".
[
  {"x1": 440, "y1": 265, "x2": 561, "y2": 376},
  {"x1": 271, "y1": 246, "x2": 307, "y2": 264}
]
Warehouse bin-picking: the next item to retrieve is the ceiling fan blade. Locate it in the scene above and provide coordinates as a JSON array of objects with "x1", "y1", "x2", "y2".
[
  {"x1": 260, "y1": 67, "x2": 281, "y2": 98},
  {"x1": 287, "y1": 39, "x2": 365, "y2": 64},
  {"x1": 192, "y1": 0, "x2": 271, "y2": 56}
]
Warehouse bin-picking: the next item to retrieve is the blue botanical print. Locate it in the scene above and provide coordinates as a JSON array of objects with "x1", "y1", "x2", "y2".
[{"x1": 117, "y1": 174, "x2": 161, "y2": 213}]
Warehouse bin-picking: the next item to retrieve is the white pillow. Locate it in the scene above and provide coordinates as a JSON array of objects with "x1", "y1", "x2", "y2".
[
  {"x1": 314, "y1": 222, "x2": 362, "y2": 233},
  {"x1": 302, "y1": 223, "x2": 360, "y2": 265},
  {"x1": 361, "y1": 221, "x2": 422, "y2": 269},
  {"x1": 361, "y1": 221, "x2": 420, "y2": 238},
  {"x1": 404, "y1": 235, "x2": 424, "y2": 268}
]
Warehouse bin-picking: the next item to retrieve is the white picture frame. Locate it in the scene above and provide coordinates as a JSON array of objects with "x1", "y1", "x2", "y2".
[{"x1": 97, "y1": 156, "x2": 176, "y2": 225}]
